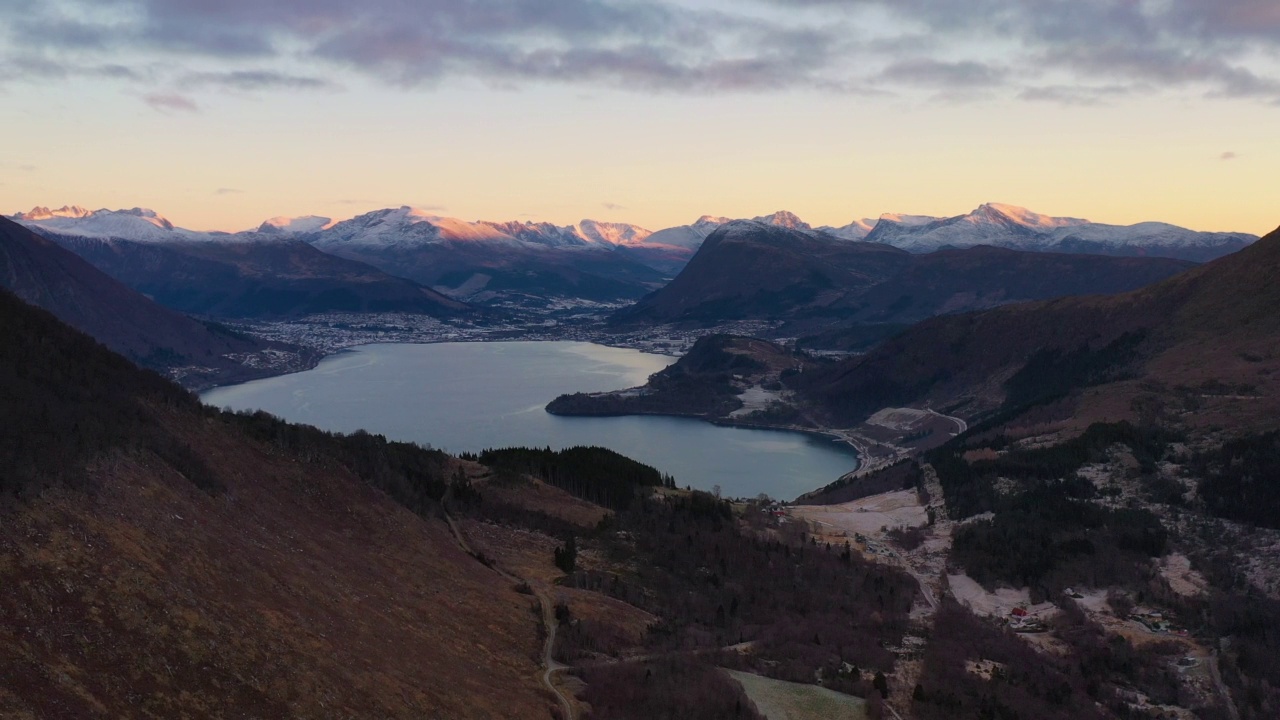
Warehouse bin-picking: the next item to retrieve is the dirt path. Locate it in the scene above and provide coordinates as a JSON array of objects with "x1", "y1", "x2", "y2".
[{"x1": 443, "y1": 512, "x2": 575, "y2": 720}]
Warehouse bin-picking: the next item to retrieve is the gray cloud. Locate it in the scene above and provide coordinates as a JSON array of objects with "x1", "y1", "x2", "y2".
[
  {"x1": 1, "y1": 0, "x2": 847, "y2": 93},
  {"x1": 762, "y1": 0, "x2": 1280, "y2": 103},
  {"x1": 1221, "y1": 151, "x2": 1238, "y2": 160},
  {"x1": 214, "y1": 187, "x2": 244, "y2": 195},
  {"x1": 1018, "y1": 84, "x2": 1136, "y2": 106},
  {"x1": 602, "y1": 202, "x2": 625, "y2": 211},
  {"x1": 184, "y1": 70, "x2": 337, "y2": 91},
  {"x1": 1, "y1": 0, "x2": 1278, "y2": 102},
  {"x1": 878, "y1": 59, "x2": 1007, "y2": 88},
  {"x1": 144, "y1": 92, "x2": 198, "y2": 112}
]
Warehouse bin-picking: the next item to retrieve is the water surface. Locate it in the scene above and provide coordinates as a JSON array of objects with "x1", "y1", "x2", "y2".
[{"x1": 203, "y1": 341, "x2": 858, "y2": 500}]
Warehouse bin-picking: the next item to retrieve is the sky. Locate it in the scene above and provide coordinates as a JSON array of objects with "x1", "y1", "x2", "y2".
[{"x1": 1, "y1": 0, "x2": 1278, "y2": 234}]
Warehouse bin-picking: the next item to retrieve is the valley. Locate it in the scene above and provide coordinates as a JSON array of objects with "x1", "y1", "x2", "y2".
[
  {"x1": 13, "y1": 4, "x2": 1280, "y2": 716},
  {"x1": 5, "y1": 200, "x2": 1280, "y2": 720}
]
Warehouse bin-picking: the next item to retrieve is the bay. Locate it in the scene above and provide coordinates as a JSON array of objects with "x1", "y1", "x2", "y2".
[{"x1": 202, "y1": 341, "x2": 859, "y2": 500}]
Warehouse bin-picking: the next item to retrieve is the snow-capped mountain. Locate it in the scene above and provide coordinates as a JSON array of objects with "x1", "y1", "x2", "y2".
[
  {"x1": 817, "y1": 218, "x2": 877, "y2": 240},
  {"x1": 257, "y1": 215, "x2": 334, "y2": 234},
  {"x1": 862, "y1": 203, "x2": 1255, "y2": 261},
  {"x1": 643, "y1": 212, "x2": 811, "y2": 249},
  {"x1": 578, "y1": 220, "x2": 652, "y2": 247},
  {"x1": 310, "y1": 207, "x2": 657, "y2": 252},
  {"x1": 14, "y1": 201, "x2": 1259, "y2": 308},
  {"x1": 12, "y1": 206, "x2": 202, "y2": 242},
  {"x1": 644, "y1": 216, "x2": 731, "y2": 250}
]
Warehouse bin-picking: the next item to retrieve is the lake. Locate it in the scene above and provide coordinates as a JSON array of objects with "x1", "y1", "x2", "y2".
[{"x1": 201, "y1": 341, "x2": 859, "y2": 500}]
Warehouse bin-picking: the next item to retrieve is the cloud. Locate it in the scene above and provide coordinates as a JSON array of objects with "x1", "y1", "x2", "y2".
[
  {"x1": 2, "y1": 0, "x2": 1279, "y2": 102},
  {"x1": 878, "y1": 59, "x2": 1007, "y2": 88},
  {"x1": 144, "y1": 92, "x2": 198, "y2": 113},
  {"x1": 0, "y1": 0, "x2": 847, "y2": 93},
  {"x1": 1220, "y1": 151, "x2": 1238, "y2": 160},
  {"x1": 214, "y1": 187, "x2": 244, "y2": 195},
  {"x1": 185, "y1": 70, "x2": 337, "y2": 91},
  {"x1": 1018, "y1": 84, "x2": 1137, "y2": 106},
  {"x1": 602, "y1": 202, "x2": 625, "y2": 211}
]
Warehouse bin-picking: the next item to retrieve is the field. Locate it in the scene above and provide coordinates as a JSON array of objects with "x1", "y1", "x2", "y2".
[{"x1": 724, "y1": 669, "x2": 868, "y2": 720}]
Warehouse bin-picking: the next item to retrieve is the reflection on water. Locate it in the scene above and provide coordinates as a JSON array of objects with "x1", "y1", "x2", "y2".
[{"x1": 202, "y1": 341, "x2": 858, "y2": 500}]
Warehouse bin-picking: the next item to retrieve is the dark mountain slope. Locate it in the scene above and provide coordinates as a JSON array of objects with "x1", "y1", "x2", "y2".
[
  {"x1": 0, "y1": 286, "x2": 547, "y2": 718},
  {"x1": 40, "y1": 232, "x2": 470, "y2": 318},
  {"x1": 797, "y1": 224, "x2": 1280, "y2": 427},
  {"x1": 0, "y1": 217, "x2": 311, "y2": 388},
  {"x1": 615, "y1": 222, "x2": 912, "y2": 323},
  {"x1": 322, "y1": 239, "x2": 670, "y2": 304},
  {"x1": 614, "y1": 222, "x2": 1195, "y2": 330},
  {"x1": 845, "y1": 245, "x2": 1194, "y2": 324}
]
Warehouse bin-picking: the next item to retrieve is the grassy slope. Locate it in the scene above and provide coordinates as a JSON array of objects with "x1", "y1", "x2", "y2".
[{"x1": 0, "y1": 290, "x2": 547, "y2": 718}]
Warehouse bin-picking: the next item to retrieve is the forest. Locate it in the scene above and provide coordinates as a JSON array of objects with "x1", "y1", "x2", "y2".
[
  {"x1": 926, "y1": 420, "x2": 1180, "y2": 519},
  {"x1": 0, "y1": 289, "x2": 217, "y2": 496},
  {"x1": 1192, "y1": 431, "x2": 1280, "y2": 529},
  {"x1": 470, "y1": 445, "x2": 672, "y2": 510},
  {"x1": 951, "y1": 480, "x2": 1167, "y2": 594}
]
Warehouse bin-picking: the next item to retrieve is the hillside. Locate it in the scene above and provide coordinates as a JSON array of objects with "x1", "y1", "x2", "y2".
[
  {"x1": 0, "y1": 217, "x2": 313, "y2": 389},
  {"x1": 615, "y1": 221, "x2": 1195, "y2": 334},
  {"x1": 796, "y1": 223, "x2": 1280, "y2": 429},
  {"x1": 0, "y1": 287, "x2": 548, "y2": 718},
  {"x1": 0, "y1": 287, "x2": 925, "y2": 719},
  {"x1": 614, "y1": 222, "x2": 912, "y2": 324}
]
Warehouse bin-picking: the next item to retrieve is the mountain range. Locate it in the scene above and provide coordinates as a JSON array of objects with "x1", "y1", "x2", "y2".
[
  {"x1": 615, "y1": 221, "x2": 1197, "y2": 342},
  {"x1": 856, "y1": 203, "x2": 1256, "y2": 261},
  {"x1": 796, "y1": 221, "x2": 1280, "y2": 428},
  {"x1": 0, "y1": 216, "x2": 313, "y2": 388},
  {"x1": 16, "y1": 207, "x2": 470, "y2": 319},
  {"x1": 15, "y1": 203, "x2": 1254, "y2": 309}
]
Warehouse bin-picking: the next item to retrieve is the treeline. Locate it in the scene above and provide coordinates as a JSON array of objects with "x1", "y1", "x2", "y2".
[
  {"x1": 469, "y1": 446, "x2": 671, "y2": 511},
  {"x1": 1192, "y1": 431, "x2": 1280, "y2": 529},
  {"x1": 223, "y1": 410, "x2": 455, "y2": 517}
]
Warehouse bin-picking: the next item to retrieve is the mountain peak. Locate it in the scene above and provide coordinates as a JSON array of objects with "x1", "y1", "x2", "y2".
[
  {"x1": 258, "y1": 215, "x2": 334, "y2": 234},
  {"x1": 972, "y1": 203, "x2": 1089, "y2": 229},
  {"x1": 14, "y1": 205, "x2": 178, "y2": 237},
  {"x1": 14, "y1": 205, "x2": 93, "y2": 221},
  {"x1": 752, "y1": 210, "x2": 811, "y2": 230},
  {"x1": 577, "y1": 219, "x2": 652, "y2": 246},
  {"x1": 878, "y1": 212, "x2": 938, "y2": 227}
]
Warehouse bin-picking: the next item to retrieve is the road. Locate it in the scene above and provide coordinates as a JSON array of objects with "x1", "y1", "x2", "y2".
[
  {"x1": 443, "y1": 511, "x2": 576, "y2": 720},
  {"x1": 925, "y1": 408, "x2": 967, "y2": 435}
]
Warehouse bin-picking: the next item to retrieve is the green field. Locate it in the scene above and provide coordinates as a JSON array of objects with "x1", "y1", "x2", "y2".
[{"x1": 724, "y1": 669, "x2": 868, "y2": 720}]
